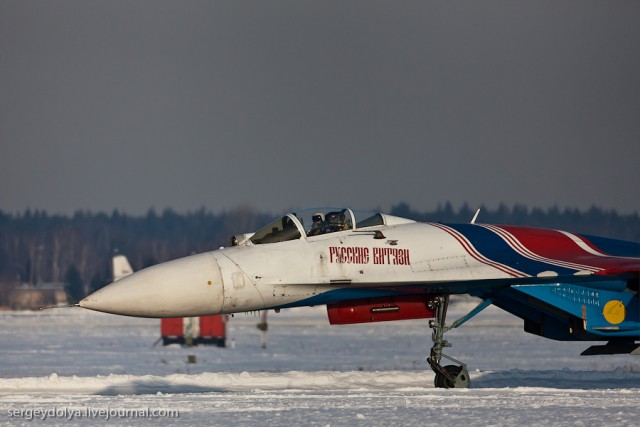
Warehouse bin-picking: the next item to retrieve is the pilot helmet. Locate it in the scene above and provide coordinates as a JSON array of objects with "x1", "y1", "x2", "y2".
[{"x1": 312, "y1": 212, "x2": 324, "y2": 222}]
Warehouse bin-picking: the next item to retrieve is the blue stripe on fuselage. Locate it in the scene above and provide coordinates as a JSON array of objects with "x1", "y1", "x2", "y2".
[
  {"x1": 444, "y1": 223, "x2": 578, "y2": 277},
  {"x1": 581, "y1": 234, "x2": 640, "y2": 258}
]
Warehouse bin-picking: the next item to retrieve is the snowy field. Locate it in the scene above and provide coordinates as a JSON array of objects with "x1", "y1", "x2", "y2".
[{"x1": 1, "y1": 297, "x2": 640, "y2": 426}]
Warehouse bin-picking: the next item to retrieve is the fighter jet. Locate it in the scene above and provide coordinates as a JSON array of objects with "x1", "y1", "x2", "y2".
[{"x1": 79, "y1": 207, "x2": 640, "y2": 388}]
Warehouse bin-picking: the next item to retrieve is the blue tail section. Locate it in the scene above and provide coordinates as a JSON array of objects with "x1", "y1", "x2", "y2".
[{"x1": 486, "y1": 280, "x2": 640, "y2": 343}]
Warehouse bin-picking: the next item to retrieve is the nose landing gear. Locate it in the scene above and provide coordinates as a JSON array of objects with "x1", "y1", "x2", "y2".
[
  {"x1": 426, "y1": 295, "x2": 492, "y2": 388},
  {"x1": 427, "y1": 295, "x2": 469, "y2": 388}
]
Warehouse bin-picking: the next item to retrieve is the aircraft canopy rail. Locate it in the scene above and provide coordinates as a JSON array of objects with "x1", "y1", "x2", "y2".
[{"x1": 249, "y1": 208, "x2": 415, "y2": 245}]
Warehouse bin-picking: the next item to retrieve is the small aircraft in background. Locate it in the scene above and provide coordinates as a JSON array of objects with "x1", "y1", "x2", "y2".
[
  {"x1": 112, "y1": 254, "x2": 134, "y2": 282},
  {"x1": 80, "y1": 207, "x2": 640, "y2": 388}
]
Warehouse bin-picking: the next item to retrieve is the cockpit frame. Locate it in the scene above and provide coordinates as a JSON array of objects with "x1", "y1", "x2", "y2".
[{"x1": 248, "y1": 207, "x2": 397, "y2": 245}]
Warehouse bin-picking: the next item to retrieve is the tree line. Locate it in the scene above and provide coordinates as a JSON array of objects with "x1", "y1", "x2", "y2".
[
  {"x1": 0, "y1": 203, "x2": 638, "y2": 299},
  {"x1": 0, "y1": 206, "x2": 270, "y2": 298},
  {"x1": 390, "y1": 202, "x2": 640, "y2": 242}
]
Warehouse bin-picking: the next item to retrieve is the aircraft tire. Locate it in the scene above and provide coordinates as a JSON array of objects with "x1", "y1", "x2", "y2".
[{"x1": 434, "y1": 365, "x2": 470, "y2": 389}]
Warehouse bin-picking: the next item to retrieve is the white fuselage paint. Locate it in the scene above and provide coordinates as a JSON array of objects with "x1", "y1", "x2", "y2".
[{"x1": 80, "y1": 223, "x2": 514, "y2": 318}]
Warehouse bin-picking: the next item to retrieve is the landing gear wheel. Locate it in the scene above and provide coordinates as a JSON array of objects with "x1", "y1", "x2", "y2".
[
  {"x1": 427, "y1": 295, "x2": 472, "y2": 389},
  {"x1": 434, "y1": 365, "x2": 470, "y2": 389}
]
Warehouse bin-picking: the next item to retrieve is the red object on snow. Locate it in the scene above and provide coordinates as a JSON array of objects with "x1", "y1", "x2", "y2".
[
  {"x1": 160, "y1": 317, "x2": 183, "y2": 337},
  {"x1": 199, "y1": 315, "x2": 226, "y2": 338},
  {"x1": 161, "y1": 315, "x2": 227, "y2": 346}
]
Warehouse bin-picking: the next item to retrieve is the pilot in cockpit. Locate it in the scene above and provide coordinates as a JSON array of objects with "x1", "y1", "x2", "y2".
[
  {"x1": 325, "y1": 210, "x2": 349, "y2": 232},
  {"x1": 307, "y1": 212, "x2": 326, "y2": 236}
]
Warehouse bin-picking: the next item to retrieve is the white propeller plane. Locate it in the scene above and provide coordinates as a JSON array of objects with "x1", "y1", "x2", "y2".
[{"x1": 80, "y1": 207, "x2": 640, "y2": 388}]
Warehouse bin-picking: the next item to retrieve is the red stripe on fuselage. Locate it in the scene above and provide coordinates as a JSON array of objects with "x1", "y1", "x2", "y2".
[
  {"x1": 497, "y1": 225, "x2": 635, "y2": 271},
  {"x1": 481, "y1": 224, "x2": 601, "y2": 273}
]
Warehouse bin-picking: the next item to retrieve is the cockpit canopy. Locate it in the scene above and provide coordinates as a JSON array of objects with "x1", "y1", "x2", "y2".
[{"x1": 245, "y1": 208, "x2": 415, "y2": 245}]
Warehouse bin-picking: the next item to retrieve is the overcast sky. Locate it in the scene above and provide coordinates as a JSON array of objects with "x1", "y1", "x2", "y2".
[{"x1": 1, "y1": 1, "x2": 639, "y2": 216}]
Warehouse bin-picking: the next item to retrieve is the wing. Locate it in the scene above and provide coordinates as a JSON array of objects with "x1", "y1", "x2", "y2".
[{"x1": 442, "y1": 224, "x2": 640, "y2": 349}]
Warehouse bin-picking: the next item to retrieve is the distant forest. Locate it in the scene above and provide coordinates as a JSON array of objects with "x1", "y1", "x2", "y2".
[{"x1": 0, "y1": 203, "x2": 638, "y2": 296}]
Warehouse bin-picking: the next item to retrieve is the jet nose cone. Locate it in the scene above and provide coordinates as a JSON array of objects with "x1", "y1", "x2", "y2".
[{"x1": 80, "y1": 252, "x2": 224, "y2": 318}]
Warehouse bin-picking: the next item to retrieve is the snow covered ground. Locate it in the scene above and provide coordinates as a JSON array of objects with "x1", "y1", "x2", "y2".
[{"x1": 1, "y1": 297, "x2": 639, "y2": 426}]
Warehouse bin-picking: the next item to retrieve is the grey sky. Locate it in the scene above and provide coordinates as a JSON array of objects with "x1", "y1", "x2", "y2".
[{"x1": 1, "y1": 1, "x2": 639, "y2": 216}]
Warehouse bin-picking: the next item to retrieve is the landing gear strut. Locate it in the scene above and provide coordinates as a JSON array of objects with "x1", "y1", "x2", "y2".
[
  {"x1": 427, "y1": 295, "x2": 470, "y2": 389},
  {"x1": 425, "y1": 295, "x2": 494, "y2": 388}
]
